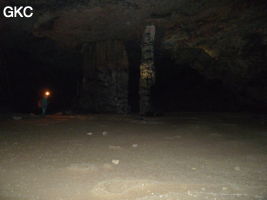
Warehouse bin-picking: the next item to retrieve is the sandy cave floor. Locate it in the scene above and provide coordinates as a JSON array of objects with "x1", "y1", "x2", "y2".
[{"x1": 0, "y1": 113, "x2": 267, "y2": 200}]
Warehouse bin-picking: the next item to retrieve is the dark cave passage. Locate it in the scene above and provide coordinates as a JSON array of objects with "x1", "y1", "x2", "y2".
[
  {"x1": 153, "y1": 52, "x2": 238, "y2": 112},
  {"x1": 126, "y1": 40, "x2": 141, "y2": 113},
  {"x1": 1, "y1": 39, "x2": 265, "y2": 114},
  {"x1": 2, "y1": 36, "x2": 82, "y2": 114}
]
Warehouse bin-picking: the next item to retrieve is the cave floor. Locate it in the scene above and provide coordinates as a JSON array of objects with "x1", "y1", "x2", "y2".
[{"x1": 0, "y1": 113, "x2": 267, "y2": 200}]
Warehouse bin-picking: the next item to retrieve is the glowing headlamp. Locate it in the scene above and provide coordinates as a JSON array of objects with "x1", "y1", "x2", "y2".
[{"x1": 45, "y1": 91, "x2": 50, "y2": 96}]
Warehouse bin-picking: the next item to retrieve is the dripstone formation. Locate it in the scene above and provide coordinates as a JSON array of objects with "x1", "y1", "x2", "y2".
[{"x1": 139, "y1": 25, "x2": 156, "y2": 115}]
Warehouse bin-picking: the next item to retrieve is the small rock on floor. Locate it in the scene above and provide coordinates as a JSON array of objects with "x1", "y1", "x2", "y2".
[
  {"x1": 86, "y1": 132, "x2": 93, "y2": 136},
  {"x1": 112, "y1": 160, "x2": 120, "y2": 165},
  {"x1": 102, "y1": 131, "x2": 108, "y2": 136}
]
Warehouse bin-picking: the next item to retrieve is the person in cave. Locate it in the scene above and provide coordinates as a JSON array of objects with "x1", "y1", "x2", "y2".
[{"x1": 39, "y1": 91, "x2": 50, "y2": 115}]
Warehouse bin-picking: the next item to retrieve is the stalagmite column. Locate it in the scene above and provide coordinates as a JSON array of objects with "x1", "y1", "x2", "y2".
[{"x1": 139, "y1": 25, "x2": 156, "y2": 115}]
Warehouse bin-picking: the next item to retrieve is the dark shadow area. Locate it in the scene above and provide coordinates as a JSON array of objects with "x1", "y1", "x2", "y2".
[
  {"x1": 125, "y1": 40, "x2": 141, "y2": 113},
  {"x1": 153, "y1": 51, "x2": 239, "y2": 112},
  {"x1": 1, "y1": 33, "x2": 82, "y2": 114}
]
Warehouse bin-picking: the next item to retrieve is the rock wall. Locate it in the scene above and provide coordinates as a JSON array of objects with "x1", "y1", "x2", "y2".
[
  {"x1": 0, "y1": 57, "x2": 3, "y2": 102},
  {"x1": 161, "y1": 1, "x2": 267, "y2": 110},
  {"x1": 0, "y1": 51, "x2": 10, "y2": 111},
  {"x1": 80, "y1": 40, "x2": 129, "y2": 113}
]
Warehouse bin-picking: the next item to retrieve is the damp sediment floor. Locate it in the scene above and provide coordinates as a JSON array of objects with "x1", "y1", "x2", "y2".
[{"x1": 0, "y1": 113, "x2": 267, "y2": 200}]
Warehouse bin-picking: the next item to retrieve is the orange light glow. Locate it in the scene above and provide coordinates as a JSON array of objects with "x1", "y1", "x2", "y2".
[{"x1": 45, "y1": 91, "x2": 50, "y2": 96}]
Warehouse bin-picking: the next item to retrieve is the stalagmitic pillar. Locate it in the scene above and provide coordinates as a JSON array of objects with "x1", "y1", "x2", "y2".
[{"x1": 139, "y1": 25, "x2": 156, "y2": 115}]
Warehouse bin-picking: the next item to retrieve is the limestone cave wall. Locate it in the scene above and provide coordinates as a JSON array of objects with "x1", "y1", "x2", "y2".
[
  {"x1": 0, "y1": 52, "x2": 8, "y2": 103},
  {"x1": 80, "y1": 40, "x2": 129, "y2": 113},
  {"x1": 161, "y1": 0, "x2": 267, "y2": 110}
]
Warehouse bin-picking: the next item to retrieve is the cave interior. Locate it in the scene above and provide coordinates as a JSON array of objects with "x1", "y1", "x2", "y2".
[{"x1": 0, "y1": 0, "x2": 266, "y2": 114}]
